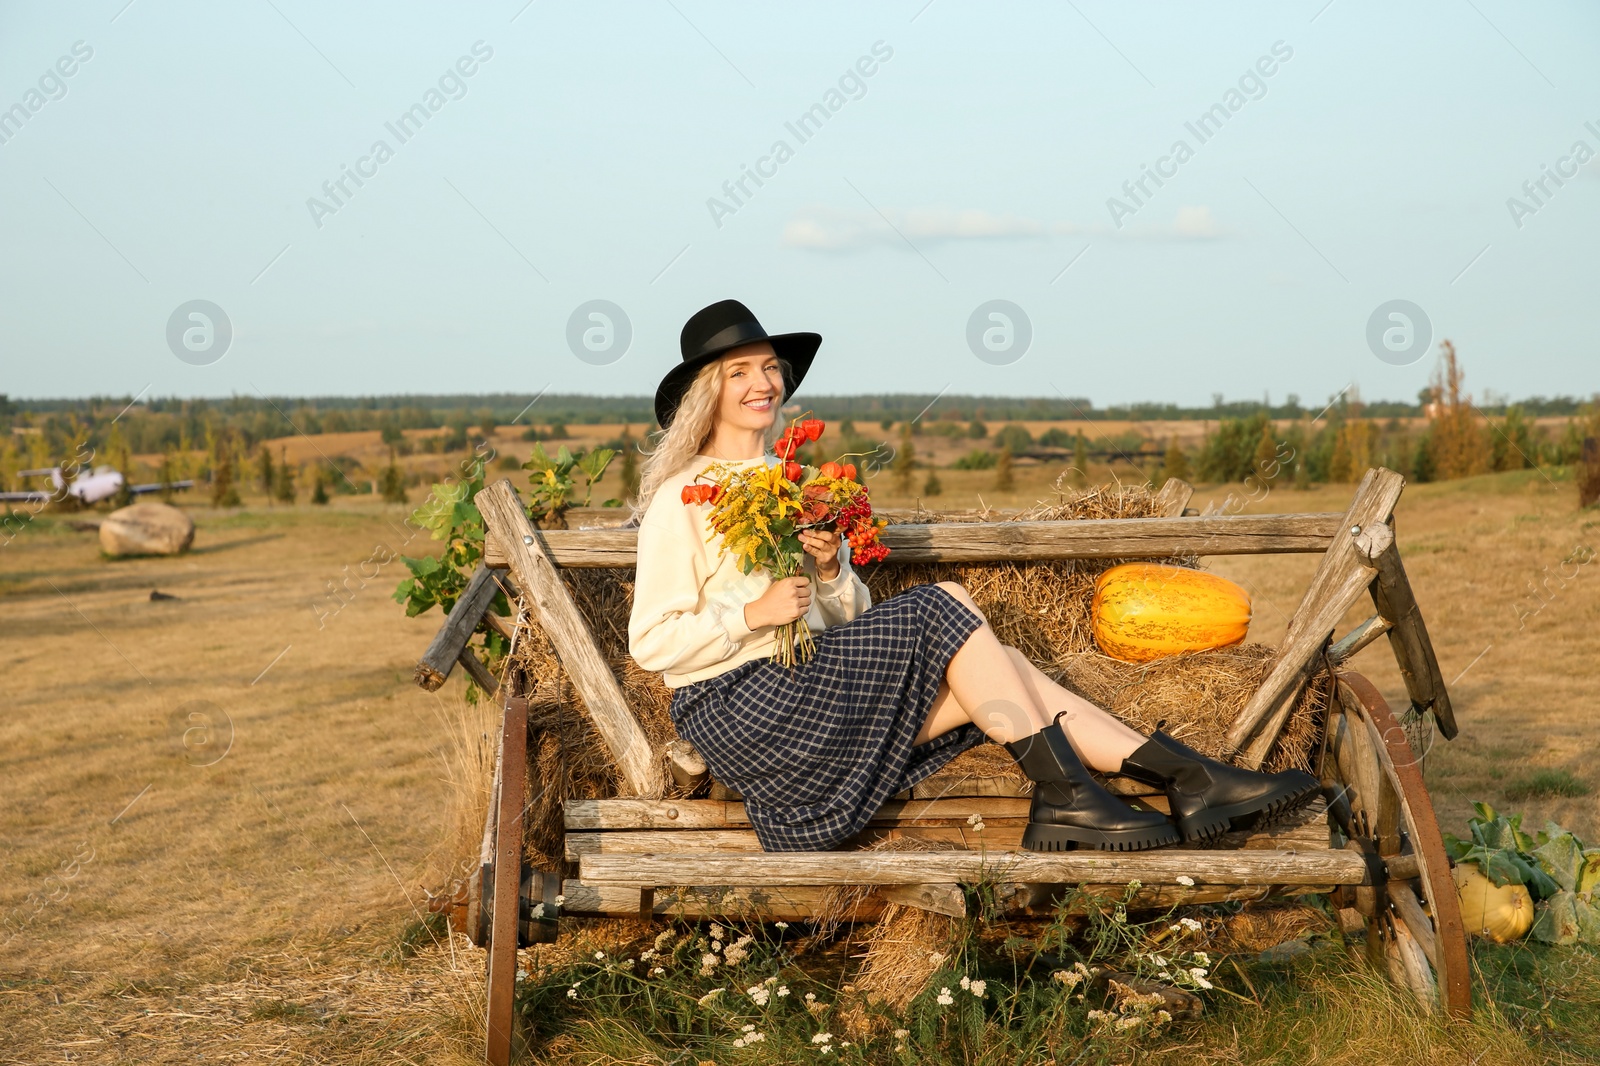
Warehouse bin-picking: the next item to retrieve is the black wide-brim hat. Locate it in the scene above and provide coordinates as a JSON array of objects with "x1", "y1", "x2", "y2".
[{"x1": 654, "y1": 299, "x2": 821, "y2": 429}]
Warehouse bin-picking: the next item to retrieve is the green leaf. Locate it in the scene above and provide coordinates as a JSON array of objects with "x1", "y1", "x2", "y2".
[
  {"x1": 1531, "y1": 891, "x2": 1584, "y2": 945},
  {"x1": 1534, "y1": 827, "x2": 1586, "y2": 893}
]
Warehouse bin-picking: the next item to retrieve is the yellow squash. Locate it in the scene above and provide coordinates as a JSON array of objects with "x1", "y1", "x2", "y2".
[
  {"x1": 1453, "y1": 864, "x2": 1534, "y2": 942},
  {"x1": 1091, "y1": 563, "x2": 1252, "y2": 663}
]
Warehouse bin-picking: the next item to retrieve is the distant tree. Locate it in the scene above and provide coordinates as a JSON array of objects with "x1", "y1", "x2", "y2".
[
  {"x1": 273, "y1": 448, "x2": 296, "y2": 503},
  {"x1": 994, "y1": 424, "x2": 1033, "y2": 453},
  {"x1": 880, "y1": 417, "x2": 895, "y2": 431},
  {"x1": 1160, "y1": 435, "x2": 1190, "y2": 486},
  {"x1": 1425, "y1": 340, "x2": 1493, "y2": 480},
  {"x1": 967, "y1": 419, "x2": 988, "y2": 439},
  {"x1": 619, "y1": 428, "x2": 640, "y2": 500},
  {"x1": 549, "y1": 422, "x2": 570, "y2": 439},
  {"x1": 211, "y1": 434, "x2": 241, "y2": 507},
  {"x1": 893, "y1": 423, "x2": 916, "y2": 493},
  {"x1": 476, "y1": 408, "x2": 498, "y2": 441},
  {"x1": 922, "y1": 469, "x2": 943, "y2": 497},
  {"x1": 158, "y1": 447, "x2": 177, "y2": 503},
  {"x1": 380, "y1": 447, "x2": 407, "y2": 503},
  {"x1": 310, "y1": 465, "x2": 329, "y2": 504},
  {"x1": 1492, "y1": 405, "x2": 1534, "y2": 471},
  {"x1": 1038, "y1": 426, "x2": 1073, "y2": 448},
  {"x1": 995, "y1": 445, "x2": 1015, "y2": 492},
  {"x1": 256, "y1": 444, "x2": 274, "y2": 496},
  {"x1": 1072, "y1": 431, "x2": 1089, "y2": 486},
  {"x1": 379, "y1": 417, "x2": 404, "y2": 447},
  {"x1": 1252, "y1": 420, "x2": 1280, "y2": 483}
]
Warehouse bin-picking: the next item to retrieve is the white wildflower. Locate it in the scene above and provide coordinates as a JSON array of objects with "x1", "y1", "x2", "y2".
[
  {"x1": 774, "y1": 920, "x2": 789, "y2": 929},
  {"x1": 1180, "y1": 916, "x2": 1202, "y2": 932},
  {"x1": 593, "y1": 950, "x2": 606, "y2": 960},
  {"x1": 697, "y1": 987, "x2": 726, "y2": 1005},
  {"x1": 655, "y1": 928, "x2": 675, "y2": 950},
  {"x1": 1157, "y1": 1010, "x2": 1172, "y2": 1024},
  {"x1": 700, "y1": 952, "x2": 721, "y2": 975},
  {"x1": 650, "y1": 966, "x2": 665, "y2": 976},
  {"x1": 1189, "y1": 967, "x2": 1213, "y2": 989},
  {"x1": 928, "y1": 951, "x2": 947, "y2": 967},
  {"x1": 529, "y1": 902, "x2": 545, "y2": 919},
  {"x1": 553, "y1": 893, "x2": 565, "y2": 906},
  {"x1": 969, "y1": 979, "x2": 987, "y2": 998},
  {"x1": 746, "y1": 985, "x2": 770, "y2": 1007},
  {"x1": 1193, "y1": 951, "x2": 1211, "y2": 966},
  {"x1": 812, "y1": 1031, "x2": 833, "y2": 1044},
  {"x1": 1175, "y1": 875, "x2": 1196, "y2": 887},
  {"x1": 710, "y1": 923, "x2": 725, "y2": 941},
  {"x1": 1115, "y1": 1014, "x2": 1143, "y2": 1031},
  {"x1": 959, "y1": 975, "x2": 971, "y2": 989},
  {"x1": 742, "y1": 1023, "x2": 756, "y2": 1032},
  {"x1": 1051, "y1": 969, "x2": 1083, "y2": 990},
  {"x1": 566, "y1": 987, "x2": 577, "y2": 999},
  {"x1": 764, "y1": 975, "x2": 779, "y2": 986},
  {"x1": 936, "y1": 987, "x2": 954, "y2": 1006},
  {"x1": 892, "y1": 1029, "x2": 909, "y2": 1039},
  {"x1": 777, "y1": 985, "x2": 790, "y2": 997}
]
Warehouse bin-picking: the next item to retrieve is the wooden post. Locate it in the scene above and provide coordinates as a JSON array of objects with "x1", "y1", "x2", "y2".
[
  {"x1": 1369, "y1": 534, "x2": 1459, "y2": 739},
  {"x1": 475, "y1": 479, "x2": 663, "y2": 798},
  {"x1": 1152, "y1": 477, "x2": 1195, "y2": 517},
  {"x1": 1225, "y1": 468, "x2": 1406, "y2": 766},
  {"x1": 414, "y1": 565, "x2": 502, "y2": 690},
  {"x1": 485, "y1": 697, "x2": 528, "y2": 1066}
]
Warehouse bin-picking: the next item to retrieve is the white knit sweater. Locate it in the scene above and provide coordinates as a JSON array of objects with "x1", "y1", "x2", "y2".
[{"x1": 628, "y1": 453, "x2": 872, "y2": 687}]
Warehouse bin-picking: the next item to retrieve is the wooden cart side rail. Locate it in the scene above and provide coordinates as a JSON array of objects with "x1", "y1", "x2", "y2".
[
  {"x1": 477, "y1": 480, "x2": 664, "y2": 797},
  {"x1": 557, "y1": 878, "x2": 1330, "y2": 921},
  {"x1": 577, "y1": 848, "x2": 1370, "y2": 888},
  {"x1": 483, "y1": 511, "x2": 1350, "y2": 569}
]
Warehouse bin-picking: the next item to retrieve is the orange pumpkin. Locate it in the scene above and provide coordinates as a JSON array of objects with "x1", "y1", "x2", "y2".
[{"x1": 1091, "y1": 563, "x2": 1251, "y2": 662}]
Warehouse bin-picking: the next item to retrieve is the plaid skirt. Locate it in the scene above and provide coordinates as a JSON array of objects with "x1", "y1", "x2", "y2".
[{"x1": 669, "y1": 583, "x2": 991, "y2": 851}]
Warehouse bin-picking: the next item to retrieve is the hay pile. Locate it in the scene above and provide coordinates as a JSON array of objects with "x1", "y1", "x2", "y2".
[{"x1": 509, "y1": 481, "x2": 1330, "y2": 873}]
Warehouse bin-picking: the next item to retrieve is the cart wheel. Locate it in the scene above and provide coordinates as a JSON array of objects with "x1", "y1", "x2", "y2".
[{"x1": 1332, "y1": 672, "x2": 1471, "y2": 1018}]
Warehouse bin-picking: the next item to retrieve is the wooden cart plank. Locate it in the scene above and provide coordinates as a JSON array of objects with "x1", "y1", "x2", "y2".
[
  {"x1": 564, "y1": 796, "x2": 1034, "y2": 831},
  {"x1": 414, "y1": 565, "x2": 502, "y2": 690},
  {"x1": 558, "y1": 878, "x2": 1332, "y2": 920},
  {"x1": 484, "y1": 697, "x2": 528, "y2": 1066},
  {"x1": 485, "y1": 512, "x2": 1348, "y2": 569},
  {"x1": 579, "y1": 848, "x2": 1370, "y2": 888},
  {"x1": 476, "y1": 479, "x2": 663, "y2": 797},
  {"x1": 1226, "y1": 468, "x2": 1407, "y2": 765},
  {"x1": 1370, "y1": 537, "x2": 1460, "y2": 739},
  {"x1": 565, "y1": 797, "x2": 1330, "y2": 860}
]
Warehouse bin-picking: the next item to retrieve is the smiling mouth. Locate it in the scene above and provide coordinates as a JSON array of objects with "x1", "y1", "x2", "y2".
[{"x1": 743, "y1": 397, "x2": 773, "y2": 410}]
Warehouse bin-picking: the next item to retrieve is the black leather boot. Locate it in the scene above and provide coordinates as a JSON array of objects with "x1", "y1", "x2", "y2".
[
  {"x1": 1004, "y1": 717, "x2": 1180, "y2": 852},
  {"x1": 1116, "y1": 727, "x2": 1321, "y2": 843}
]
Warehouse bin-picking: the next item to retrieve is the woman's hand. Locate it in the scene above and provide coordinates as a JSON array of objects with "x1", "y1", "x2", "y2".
[
  {"x1": 744, "y1": 576, "x2": 812, "y2": 629},
  {"x1": 799, "y1": 528, "x2": 842, "y2": 580}
]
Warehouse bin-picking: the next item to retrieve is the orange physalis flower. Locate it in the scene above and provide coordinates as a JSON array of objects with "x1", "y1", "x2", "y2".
[
  {"x1": 800, "y1": 418, "x2": 826, "y2": 442},
  {"x1": 818, "y1": 461, "x2": 843, "y2": 479},
  {"x1": 782, "y1": 461, "x2": 802, "y2": 482},
  {"x1": 842, "y1": 463, "x2": 857, "y2": 480}
]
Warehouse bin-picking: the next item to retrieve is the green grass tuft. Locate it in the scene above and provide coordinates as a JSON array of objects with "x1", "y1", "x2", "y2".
[{"x1": 1503, "y1": 769, "x2": 1591, "y2": 801}]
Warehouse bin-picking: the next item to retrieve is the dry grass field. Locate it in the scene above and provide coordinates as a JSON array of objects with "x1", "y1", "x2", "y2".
[{"x1": 2, "y1": 458, "x2": 1597, "y2": 1063}]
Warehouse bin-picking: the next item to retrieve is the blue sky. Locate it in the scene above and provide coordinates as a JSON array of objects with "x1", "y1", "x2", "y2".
[{"x1": 2, "y1": 0, "x2": 1596, "y2": 408}]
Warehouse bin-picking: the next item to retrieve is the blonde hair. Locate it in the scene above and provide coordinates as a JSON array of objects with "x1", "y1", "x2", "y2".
[{"x1": 632, "y1": 355, "x2": 790, "y2": 519}]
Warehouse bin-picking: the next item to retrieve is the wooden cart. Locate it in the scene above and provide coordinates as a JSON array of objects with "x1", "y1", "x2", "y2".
[{"x1": 416, "y1": 468, "x2": 1468, "y2": 1064}]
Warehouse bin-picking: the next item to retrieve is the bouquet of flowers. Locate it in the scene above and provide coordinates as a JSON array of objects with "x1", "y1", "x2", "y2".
[{"x1": 682, "y1": 415, "x2": 888, "y2": 667}]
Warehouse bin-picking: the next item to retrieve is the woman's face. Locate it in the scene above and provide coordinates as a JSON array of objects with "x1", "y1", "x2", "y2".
[{"x1": 714, "y1": 342, "x2": 784, "y2": 434}]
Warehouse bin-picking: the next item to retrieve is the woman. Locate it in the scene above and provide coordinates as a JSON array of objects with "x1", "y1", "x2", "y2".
[{"x1": 628, "y1": 299, "x2": 1320, "y2": 853}]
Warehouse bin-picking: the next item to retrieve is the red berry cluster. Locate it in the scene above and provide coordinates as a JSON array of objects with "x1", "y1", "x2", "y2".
[{"x1": 838, "y1": 493, "x2": 889, "y2": 564}]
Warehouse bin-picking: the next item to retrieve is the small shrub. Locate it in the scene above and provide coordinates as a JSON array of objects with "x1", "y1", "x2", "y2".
[
  {"x1": 952, "y1": 449, "x2": 997, "y2": 471},
  {"x1": 1503, "y1": 769, "x2": 1589, "y2": 800}
]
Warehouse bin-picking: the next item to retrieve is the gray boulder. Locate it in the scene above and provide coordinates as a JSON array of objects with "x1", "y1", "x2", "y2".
[{"x1": 100, "y1": 502, "x2": 195, "y2": 556}]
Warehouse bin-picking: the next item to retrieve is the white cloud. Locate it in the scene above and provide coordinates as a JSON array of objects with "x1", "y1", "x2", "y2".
[{"x1": 783, "y1": 205, "x2": 1221, "y2": 250}]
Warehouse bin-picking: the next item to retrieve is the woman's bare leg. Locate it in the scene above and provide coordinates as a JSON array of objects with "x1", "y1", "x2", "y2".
[
  {"x1": 912, "y1": 583, "x2": 1146, "y2": 769},
  {"x1": 918, "y1": 583, "x2": 1049, "y2": 746}
]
